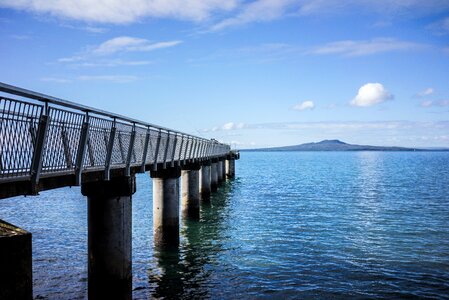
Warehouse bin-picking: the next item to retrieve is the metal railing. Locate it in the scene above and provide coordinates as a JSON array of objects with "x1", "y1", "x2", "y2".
[{"x1": 0, "y1": 82, "x2": 230, "y2": 186}]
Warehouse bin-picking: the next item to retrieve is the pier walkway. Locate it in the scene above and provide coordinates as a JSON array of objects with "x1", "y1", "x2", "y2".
[{"x1": 0, "y1": 82, "x2": 239, "y2": 300}]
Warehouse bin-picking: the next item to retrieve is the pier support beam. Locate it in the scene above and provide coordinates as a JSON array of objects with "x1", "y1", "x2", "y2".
[
  {"x1": 221, "y1": 158, "x2": 226, "y2": 181},
  {"x1": 82, "y1": 176, "x2": 135, "y2": 300},
  {"x1": 226, "y1": 157, "x2": 235, "y2": 179},
  {"x1": 200, "y1": 160, "x2": 211, "y2": 201},
  {"x1": 181, "y1": 163, "x2": 201, "y2": 219},
  {"x1": 210, "y1": 160, "x2": 218, "y2": 192},
  {"x1": 151, "y1": 168, "x2": 181, "y2": 248},
  {"x1": 0, "y1": 220, "x2": 32, "y2": 300},
  {"x1": 217, "y1": 160, "x2": 224, "y2": 183}
]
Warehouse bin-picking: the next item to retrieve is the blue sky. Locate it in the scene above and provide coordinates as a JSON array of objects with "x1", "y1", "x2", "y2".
[{"x1": 1, "y1": 0, "x2": 449, "y2": 148}]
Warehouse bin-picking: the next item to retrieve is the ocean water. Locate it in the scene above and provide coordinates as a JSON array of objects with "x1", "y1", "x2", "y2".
[{"x1": 1, "y1": 151, "x2": 449, "y2": 299}]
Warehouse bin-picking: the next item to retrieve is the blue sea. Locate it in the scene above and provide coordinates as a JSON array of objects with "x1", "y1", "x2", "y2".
[{"x1": 1, "y1": 151, "x2": 449, "y2": 299}]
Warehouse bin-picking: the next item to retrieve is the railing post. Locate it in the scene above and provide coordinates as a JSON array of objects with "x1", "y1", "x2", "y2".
[
  {"x1": 162, "y1": 131, "x2": 170, "y2": 169},
  {"x1": 190, "y1": 139, "x2": 197, "y2": 163},
  {"x1": 170, "y1": 133, "x2": 178, "y2": 168},
  {"x1": 125, "y1": 123, "x2": 136, "y2": 177},
  {"x1": 104, "y1": 118, "x2": 116, "y2": 181},
  {"x1": 200, "y1": 141, "x2": 206, "y2": 160},
  {"x1": 140, "y1": 127, "x2": 151, "y2": 173},
  {"x1": 75, "y1": 112, "x2": 90, "y2": 185},
  {"x1": 152, "y1": 129, "x2": 162, "y2": 171},
  {"x1": 29, "y1": 106, "x2": 50, "y2": 194},
  {"x1": 178, "y1": 134, "x2": 185, "y2": 164}
]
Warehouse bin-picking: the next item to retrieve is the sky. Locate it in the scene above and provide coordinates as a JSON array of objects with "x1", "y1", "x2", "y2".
[{"x1": 1, "y1": 0, "x2": 449, "y2": 149}]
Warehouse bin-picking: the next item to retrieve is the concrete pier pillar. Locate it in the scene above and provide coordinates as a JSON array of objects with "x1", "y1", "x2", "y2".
[
  {"x1": 0, "y1": 220, "x2": 32, "y2": 300},
  {"x1": 82, "y1": 176, "x2": 135, "y2": 300},
  {"x1": 217, "y1": 160, "x2": 223, "y2": 183},
  {"x1": 226, "y1": 157, "x2": 235, "y2": 178},
  {"x1": 200, "y1": 161, "x2": 211, "y2": 201},
  {"x1": 210, "y1": 160, "x2": 218, "y2": 192},
  {"x1": 181, "y1": 163, "x2": 201, "y2": 219},
  {"x1": 150, "y1": 168, "x2": 181, "y2": 248},
  {"x1": 221, "y1": 158, "x2": 226, "y2": 181}
]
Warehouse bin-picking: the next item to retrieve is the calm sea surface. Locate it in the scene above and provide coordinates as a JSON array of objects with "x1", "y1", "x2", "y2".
[{"x1": 1, "y1": 151, "x2": 449, "y2": 299}]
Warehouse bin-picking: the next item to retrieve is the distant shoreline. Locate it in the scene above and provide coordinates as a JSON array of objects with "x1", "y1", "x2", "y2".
[
  {"x1": 239, "y1": 139, "x2": 449, "y2": 152},
  {"x1": 240, "y1": 149, "x2": 449, "y2": 152}
]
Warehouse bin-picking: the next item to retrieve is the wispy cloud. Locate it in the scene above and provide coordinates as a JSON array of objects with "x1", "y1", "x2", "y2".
[
  {"x1": 61, "y1": 23, "x2": 109, "y2": 34},
  {"x1": 58, "y1": 36, "x2": 181, "y2": 66},
  {"x1": 421, "y1": 99, "x2": 449, "y2": 108},
  {"x1": 210, "y1": 0, "x2": 296, "y2": 31},
  {"x1": 427, "y1": 16, "x2": 449, "y2": 35},
  {"x1": 40, "y1": 75, "x2": 139, "y2": 83},
  {"x1": 1, "y1": 0, "x2": 449, "y2": 29},
  {"x1": 310, "y1": 38, "x2": 425, "y2": 57},
  {"x1": 91, "y1": 37, "x2": 181, "y2": 55},
  {"x1": 40, "y1": 77, "x2": 72, "y2": 83},
  {"x1": 77, "y1": 75, "x2": 138, "y2": 83},
  {"x1": 297, "y1": 0, "x2": 449, "y2": 16},
  {"x1": 10, "y1": 34, "x2": 31, "y2": 40},
  {"x1": 416, "y1": 87, "x2": 434, "y2": 97},
  {"x1": 233, "y1": 120, "x2": 449, "y2": 131},
  {"x1": 74, "y1": 59, "x2": 152, "y2": 68},
  {"x1": 0, "y1": 0, "x2": 237, "y2": 24}
]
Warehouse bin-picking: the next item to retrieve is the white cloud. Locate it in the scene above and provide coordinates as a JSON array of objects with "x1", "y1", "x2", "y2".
[
  {"x1": 76, "y1": 59, "x2": 152, "y2": 68},
  {"x1": 421, "y1": 99, "x2": 449, "y2": 108},
  {"x1": 77, "y1": 75, "x2": 138, "y2": 83},
  {"x1": 428, "y1": 16, "x2": 449, "y2": 35},
  {"x1": 297, "y1": 0, "x2": 449, "y2": 17},
  {"x1": 421, "y1": 100, "x2": 433, "y2": 107},
  {"x1": 210, "y1": 0, "x2": 296, "y2": 31},
  {"x1": 221, "y1": 122, "x2": 246, "y2": 130},
  {"x1": 0, "y1": 0, "x2": 237, "y2": 23},
  {"x1": 92, "y1": 37, "x2": 181, "y2": 55},
  {"x1": 206, "y1": 122, "x2": 246, "y2": 132},
  {"x1": 311, "y1": 38, "x2": 424, "y2": 56},
  {"x1": 417, "y1": 87, "x2": 434, "y2": 97},
  {"x1": 293, "y1": 100, "x2": 315, "y2": 111},
  {"x1": 1, "y1": 0, "x2": 449, "y2": 29},
  {"x1": 351, "y1": 83, "x2": 393, "y2": 107},
  {"x1": 40, "y1": 77, "x2": 72, "y2": 83},
  {"x1": 58, "y1": 36, "x2": 181, "y2": 65}
]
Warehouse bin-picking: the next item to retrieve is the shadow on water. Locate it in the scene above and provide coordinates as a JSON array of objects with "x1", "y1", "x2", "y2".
[{"x1": 148, "y1": 180, "x2": 235, "y2": 299}]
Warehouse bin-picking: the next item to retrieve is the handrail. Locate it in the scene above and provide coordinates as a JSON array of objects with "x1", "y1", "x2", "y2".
[
  {"x1": 0, "y1": 82, "x2": 207, "y2": 139},
  {"x1": 0, "y1": 82, "x2": 231, "y2": 186}
]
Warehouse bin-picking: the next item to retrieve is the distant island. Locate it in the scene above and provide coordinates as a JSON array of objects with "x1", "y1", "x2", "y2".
[{"x1": 243, "y1": 139, "x2": 442, "y2": 151}]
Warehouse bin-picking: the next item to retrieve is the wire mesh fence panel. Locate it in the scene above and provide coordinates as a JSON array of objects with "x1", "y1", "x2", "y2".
[
  {"x1": 173, "y1": 134, "x2": 182, "y2": 161},
  {"x1": 42, "y1": 108, "x2": 84, "y2": 173},
  {"x1": 165, "y1": 133, "x2": 175, "y2": 164},
  {"x1": 146, "y1": 128, "x2": 159, "y2": 165},
  {"x1": 132, "y1": 126, "x2": 147, "y2": 166},
  {"x1": 0, "y1": 97, "x2": 42, "y2": 178},
  {"x1": 111, "y1": 122, "x2": 132, "y2": 166},
  {"x1": 157, "y1": 131, "x2": 168, "y2": 163},
  {"x1": 84, "y1": 116, "x2": 113, "y2": 168}
]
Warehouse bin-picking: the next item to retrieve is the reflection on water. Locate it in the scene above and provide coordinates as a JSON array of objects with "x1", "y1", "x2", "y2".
[{"x1": 148, "y1": 182, "x2": 234, "y2": 299}]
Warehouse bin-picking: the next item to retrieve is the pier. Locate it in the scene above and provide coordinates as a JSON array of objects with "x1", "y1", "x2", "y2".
[{"x1": 0, "y1": 82, "x2": 239, "y2": 300}]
